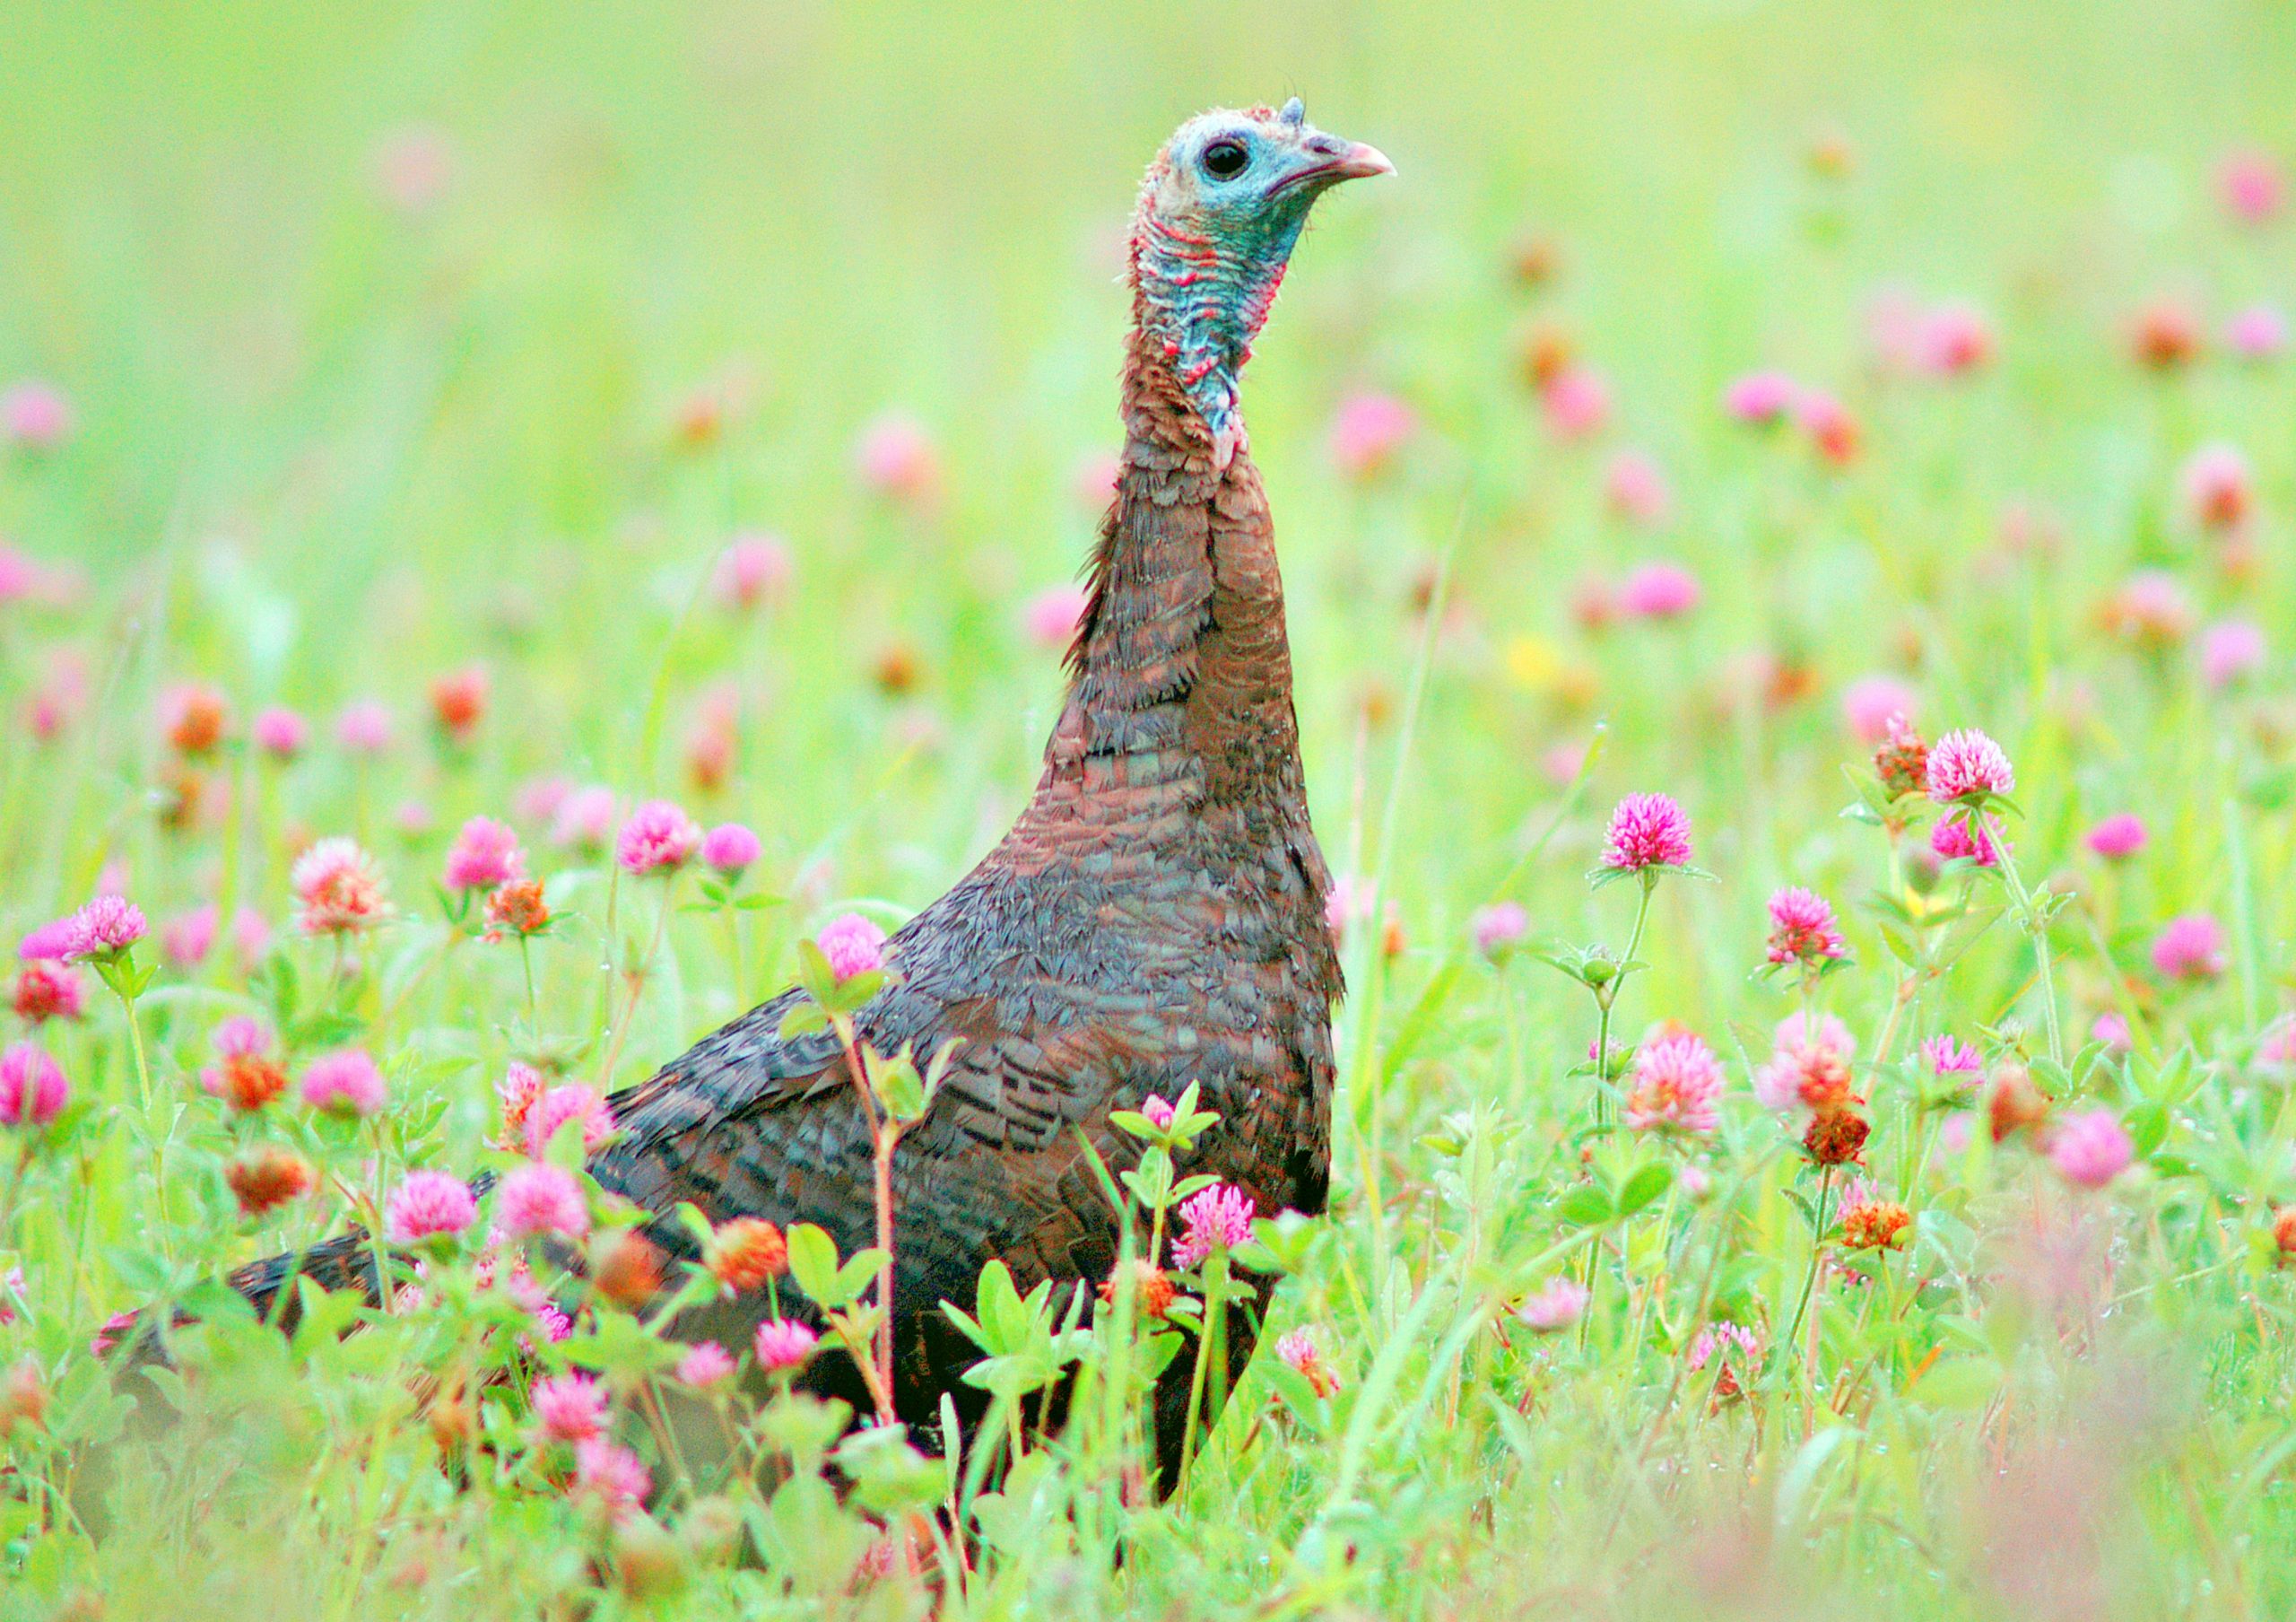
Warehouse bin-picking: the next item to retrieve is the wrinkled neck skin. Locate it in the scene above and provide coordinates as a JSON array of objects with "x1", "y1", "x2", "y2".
[
  {"x1": 1013, "y1": 280, "x2": 1312, "y2": 855},
  {"x1": 1127, "y1": 197, "x2": 1308, "y2": 471}
]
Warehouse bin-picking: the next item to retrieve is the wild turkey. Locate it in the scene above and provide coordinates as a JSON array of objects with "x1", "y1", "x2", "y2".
[{"x1": 220, "y1": 99, "x2": 1388, "y2": 1487}]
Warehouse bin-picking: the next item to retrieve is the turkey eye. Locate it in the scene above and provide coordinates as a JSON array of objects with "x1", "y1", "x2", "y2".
[{"x1": 1201, "y1": 141, "x2": 1248, "y2": 179}]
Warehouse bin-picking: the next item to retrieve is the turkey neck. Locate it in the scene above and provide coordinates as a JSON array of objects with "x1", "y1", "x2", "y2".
[{"x1": 1021, "y1": 320, "x2": 1309, "y2": 850}]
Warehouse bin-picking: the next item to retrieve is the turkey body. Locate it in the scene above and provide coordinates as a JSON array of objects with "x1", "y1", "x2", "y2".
[
  {"x1": 221, "y1": 320, "x2": 1341, "y2": 1487},
  {"x1": 593, "y1": 322, "x2": 1341, "y2": 1479}
]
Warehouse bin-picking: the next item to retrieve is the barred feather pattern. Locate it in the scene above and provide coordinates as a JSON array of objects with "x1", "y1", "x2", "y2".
[{"x1": 221, "y1": 287, "x2": 1340, "y2": 1497}]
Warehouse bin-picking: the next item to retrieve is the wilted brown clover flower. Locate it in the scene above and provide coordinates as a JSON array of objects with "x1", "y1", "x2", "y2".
[
  {"x1": 1804, "y1": 1107, "x2": 1870, "y2": 1167},
  {"x1": 484, "y1": 878, "x2": 551, "y2": 941},
  {"x1": 225, "y1": 1147, "x2": 316, "y2": 1217},
  {"x1": 1873, "y1": 714, "x2": 1929, "y2": 798},
  {"x1": 705, "y1": 1217, "x2": 788, "y2": 1294}
]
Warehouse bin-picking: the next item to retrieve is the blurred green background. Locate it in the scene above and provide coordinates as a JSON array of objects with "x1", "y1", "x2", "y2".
[{"x1": 7, "y1": 0, "x2": 2289, "y2": 575}]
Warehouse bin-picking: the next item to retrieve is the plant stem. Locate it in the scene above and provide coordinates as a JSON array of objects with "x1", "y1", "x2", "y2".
[
  {"x1": 831, "y1": 1010, "x2": 899, "y2": 1424},
  {"x1": 1784, "y1": 1166, "x2": 1836, "y2": 1349},
  {"x1": 1178, "y1": 1251, "x2": 1230, "y2": 1485},
  {"x1": 113, "y1": 984, "x2": 174, "y2": 1259},
  {"x1": 596, "y1": 878, "x2": 676, "y2": 1089},
  {"x1": 518, "y1": 936, "x2": 540, "y2": 1029},
  {"x1": 1590, "y1": 871, "x2": 1660, "y2": 1132},
  {"x1": 871, "y1": 1121, "x2": 899, "y2": 1415},
  {"x1": 1995, "y1": 847, "x2": 2064, "y2": 1065}
]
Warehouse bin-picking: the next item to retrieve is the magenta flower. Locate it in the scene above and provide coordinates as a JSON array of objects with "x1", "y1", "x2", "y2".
[
  {"x1": 1616, "y1": 562, "x2": 1700, "y2": 620},
  {"x1": 1170, "y1": 1182, "x2": 1257, "y2": 1269},
  {"x1": 496, "y1": 1061, "x2": 544, "y2": 1143},
  {"x1": 231, "y1": 906, "x2": 272, "y2": 965},
  {"x1": 524, "y1": 1083, "x2": 617, "y2": 1159},
  {"x1": 2227, "y1": 303, "x2": 2287, "y2": 361},
  {"x1": 1623, "y1": 1030, "x2": 1724, "y2": 1135},
  {"x1": 1687, "y1": 1321, "x2": 1762, "y2": 1373},
  {"x1": 1920, "y1": 1035, "x2": 1982, "y2": 1076},
  {"x1": 816, "y1": 912, "x2": 887, "y2": 981},
  {"x1": 573, "y1": 1438, "x2": 652, "y2": 1513},
  {"x1": 1722, "y1": 371, "x2": 1796, "y2": 425},
  {"x1": 333, "y1": 699, "x2": 395, "y2": 755},
  {"x1": 711, "y1": 532, "x2": 792, "y2": 611},
  {"x1": 1765, "y1": 887, "x2": 1846, "y2": 967},
  {"x1": 2092, "y1": 1011, "x2": 2133, "y2": 1054},
  {"x1": 531, "y1": 1373, "x2": 609, "y2": 1443},
  {"x1": 516, "y1": 777, "x2": 574, "y2": 824},
  {"x1": 2104, "y1": 570, "x2": 2195, "y2": 647},
  {"x1": 0, "y1": 545, "x2": 37, "y2": 605},
  {"x1": 1752, "y1": 1014, "x2": 1857, "y2": 1114},
  {"x1": 1139, "y1": 1094, "x2": 1178, "y2": 1131},
  {"x1": 2, "y1": 382, "x2": 72, "y2": 449},
  {"x1": 1930, "y1": 811, "x2": 2008, "y2": 868},
  {"x1": 1918, "y1": 301, "x2": 1995, "y2": 377},
  {"x1": 161, "y1": 905, "x2": 218, "y2": 968},
  {"x1": 1469, "y1": 900, "x2": 1530, "y2": 959},
  {"x1": 212, "y1": 1015, "x2": 273, "y2": 1060},
  {"x1": 16, "y1": 919, "x2": 77, "y2": 963},
  {"x1": 495, "y1": 1162, "x2": 590, "y2": 1242},
  {"x1": 613, "y1": 800, "x2": 700, "y2": 876},
  {"x1": 853, "y1": 412, "x2": 943, "y2": 505},
  {"x1": 752, "y1": 1317, "x2": 820, "y2": 1372},
  {"x1": 249, "y1": 706, "x2": 307, "y2": 761},
  {"x1": 1539, "y1": 366, "x2": 1610, "y2": 440},
  {"x1": 1272, "y1": 1329, "x2": 1337, "y2": 1395},
  {"x1": 2181, "y1": 444, "x2": 2253, "y2": 532},
  {"x1": 428, "y1": 665, "x2": 488, "y2": 744},
  {"x1": 1327, "y1": 390, "x2": 1417, "y2": 480},
  {"x1": 443, "y1": 816, "x2": 524, "y2": 892},
  {"x1": 676, "y1": 1341, "x2": 735, "y2": 1389},
  {"x1": 1604, "y1": 449, "x2": 1671, "y2": 527},
  {"x1": 1601, "y1": 793, "x2": 1692, "y2": 871},
  {"x1": 550, "y1": 785, "x2": 619, "y2": 851},
  {"x1": 2200, "y1": 619, "x2": 2267, "y2": 690},
  {"x1": 291, "y1": 837, "x2": 387, "y2": 935},
  {"x1": 2049, "y1": 1108, "x2": 2134, "y2": 1189},
  {"x1": 2219, "y1": 147, "x2": 2284, "y2": 223},
  {"x1": 1516, "y1": 1278, "x2": 1590, "y2": 1333},
  {"x1": 0, "y1": 1044, "x2": 67, "y2": 1129},
  {"x1": 2084, "y1": 813, "x2": 2148, "y2": 860},
  {"x1": 1796, "y1": 389, "x2": 1860, "y2": 464},
  {"x1": 90, "y1": 1309, "x2": 139, "y2": 1358},
  {"x1": 2151, "y1": 913, "x2": 2226, "y2": 981},
  {"x1": 1926, "y1": 729, "x2": 2013, "y2": 803},
  {"x1": 700, "y1": 822, "x2": 761, "y2": 877},
  {"x1": 1021, "y1": 583, "x2": 1090, "y2": 650},
  {"x1": 61, "y1": 896, "x2": 146, "y2": 962},
  {"x1": 383, "y1": 1171, "x2": 477, "y2": 1245},
  {"x1": 300, "y1": 1049, "x2": 387, "y2": 1117},
  {"x1": 1840, "y1": 676, "x2": 1918, "y2": 746},
  {"x1": 10, "y1": 963, "x2": 84, "y2": 1026}
]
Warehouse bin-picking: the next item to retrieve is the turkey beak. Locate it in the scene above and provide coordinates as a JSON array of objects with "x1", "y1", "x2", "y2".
[
  {"x1": 1328, "y1": 142, "x2": 1395, "y2": 182},
  {"x1": 1269, "y1": 138, "x2": 1396, "y2": 198}
]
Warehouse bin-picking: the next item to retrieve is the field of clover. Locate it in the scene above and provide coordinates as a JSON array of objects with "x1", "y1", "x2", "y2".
[{"x1": 5, "y1": 4, "x2": 2296, "y2": 1618}]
